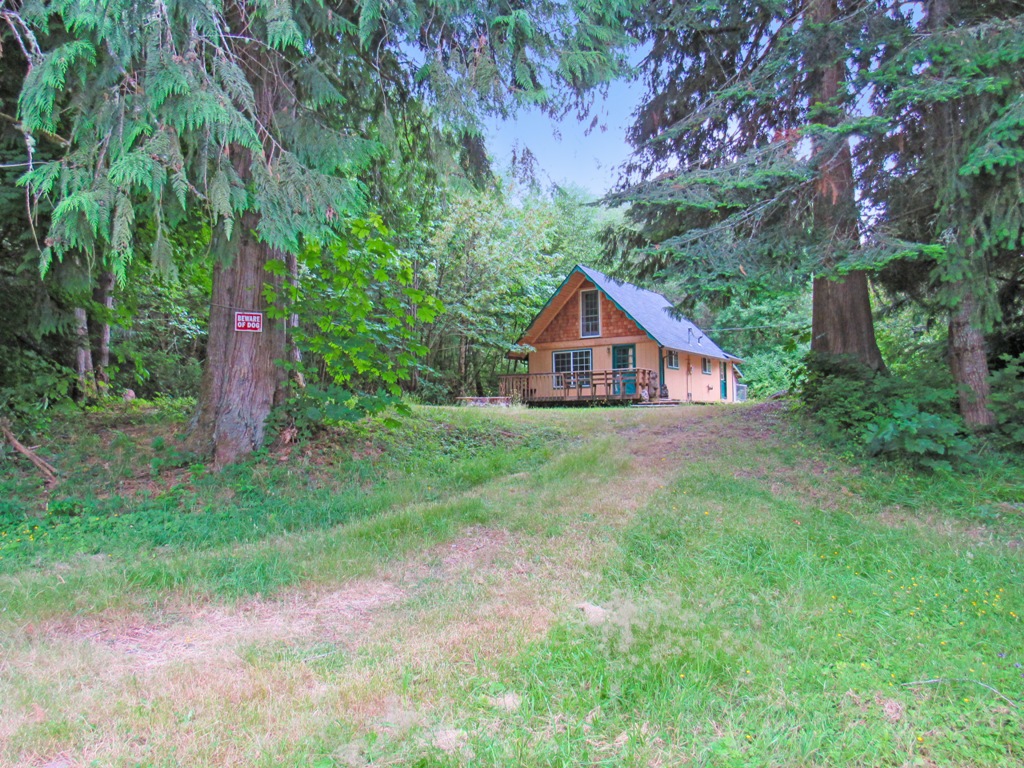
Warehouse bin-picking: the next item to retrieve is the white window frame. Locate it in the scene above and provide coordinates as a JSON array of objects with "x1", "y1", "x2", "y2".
[
  {"x1": 553, "y1": 348, "x2": 592, "y2": 389},
  {"x1": 666, "y1": 350, "x2": 680, "y2": 369},
  {"x1": 701, "y1": 357, "x2": 712, "y2": 375},
  {"x1": 580, "y1": 290, "x2": 601, "y2": 338}
]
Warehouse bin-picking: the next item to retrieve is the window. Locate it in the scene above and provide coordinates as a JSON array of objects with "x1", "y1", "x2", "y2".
[
  {"x1": 701, "y1": 357, "x2": 712, "y2": 375},
  {"x1": 666, "y1": 350, "x2": 680, "y2": 369},
  {"x1": 580, "y1": 290, "x2": 600, "y2": 337},
  {"x1": 553, "y1": 349, "x2": 592, "y2": 388}
]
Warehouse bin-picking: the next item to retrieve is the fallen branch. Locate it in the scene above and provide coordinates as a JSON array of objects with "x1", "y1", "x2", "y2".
[
  {"x1": 0, "y1": 419, "x2": 58, "y2": 486},
  {"x1": 901, "y1": 678, "x2": 1017, "y2": 708}
]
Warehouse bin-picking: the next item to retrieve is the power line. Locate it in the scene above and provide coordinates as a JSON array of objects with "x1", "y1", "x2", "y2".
[{"x1": 703, "y1": 324, "x2": 808, "y2": 332}]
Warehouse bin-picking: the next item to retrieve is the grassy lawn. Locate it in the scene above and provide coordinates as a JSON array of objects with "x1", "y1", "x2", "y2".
[{"x1": 1, "y1": 402, "x2": 1022, "y2": 766}]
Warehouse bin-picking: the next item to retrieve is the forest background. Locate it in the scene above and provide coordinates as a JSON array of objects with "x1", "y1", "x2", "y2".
[{"x1": 0, "y1": 0, "x2": 1022, "y2": 469}]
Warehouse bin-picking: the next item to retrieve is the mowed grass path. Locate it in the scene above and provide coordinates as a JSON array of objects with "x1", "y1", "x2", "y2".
[{"x1": 1, "y1": 404, "x2": 1022, "y2": 766}]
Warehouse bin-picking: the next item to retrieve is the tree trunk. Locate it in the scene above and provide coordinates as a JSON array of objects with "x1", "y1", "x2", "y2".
[
  {"x1": 458, "y1": 334, "x2": 468, "y2": 395},
  {"x1": 192, "y1": 216, "x2": 288, "y2": 466},
  {"x1": 807, "y1": 0, "x2": 885, "y2": 371},
  {"x1": 948, "y1": 285, "x2": 995, "y2": 428},
  {"x1": 190, "y1": 25, "x2": 290, "y2": 467},
  {"x1": 811, "y1": 273, "x2": 885, "y2": 369},
  {"x1": 924, "y1": 0, "x2": 992, "y2": 427},
  {"x1": 286, "y1": 252, "x2": 306, "y2": 390},
  {"x1": 73, "y1": 306, "x2": 95, "y2": 400},
  {"x1": 92, "y1": 270, "x2": 114, "y2": 387}
]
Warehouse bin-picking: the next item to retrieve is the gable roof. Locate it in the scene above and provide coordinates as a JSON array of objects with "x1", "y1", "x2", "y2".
[{"x1": 515, "y1": 265, "x2": 739, "y2": 361}]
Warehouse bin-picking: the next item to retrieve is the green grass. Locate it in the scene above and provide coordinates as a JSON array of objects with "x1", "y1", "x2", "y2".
[
  {"x1": 1, "y1": 403, "x2": 1022, "y2": 766},
  {"x1": 0, "y1": 405, "x2": 570, "y2": 620},
  {"x1": 337, "y1": 411, "x2": 1024, "y2": 767},
  {"x1": 0, "y1": 405, "x2": 563, "y2": 569},
  {"x1": 522, "y1": 491, "x2": 1021, "y2": 765}
]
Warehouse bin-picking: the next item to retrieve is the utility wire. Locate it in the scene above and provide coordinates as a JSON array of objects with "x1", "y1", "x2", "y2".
[{"x1": 702, "y1": 324, "x2": 809, "y2": 332}]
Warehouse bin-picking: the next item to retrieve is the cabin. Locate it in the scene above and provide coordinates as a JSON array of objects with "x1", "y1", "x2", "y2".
[{"x1": 499, "y1": 265, "x2": 744, "y2": 405}]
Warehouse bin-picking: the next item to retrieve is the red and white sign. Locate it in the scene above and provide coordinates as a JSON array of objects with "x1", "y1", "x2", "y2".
[{"x1": 234, "y1": 312, "x2": 263, "y2": 333}]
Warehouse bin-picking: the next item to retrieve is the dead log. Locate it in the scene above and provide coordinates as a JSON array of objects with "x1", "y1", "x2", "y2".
[{"x1": 1, "y1": 419, "x2": 58, "y2": 486}]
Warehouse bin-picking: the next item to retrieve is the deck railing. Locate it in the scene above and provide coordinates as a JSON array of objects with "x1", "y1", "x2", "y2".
[{"x1": 498, "y1": 368, "x2": 657, "y2": 403}]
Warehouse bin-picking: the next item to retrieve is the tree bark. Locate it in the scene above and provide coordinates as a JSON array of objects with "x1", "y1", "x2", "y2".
[
  {"x1": 92, "y1": 270, "x2": 114, "y2": 387},
  {"x1": 811, "y1": 273, "x2": 885, "y2": 368},
  {"x1": 807, "y1": 0, "x2": 885, "y2": 371},
  {"x1": 192, "y1": 214, "x2": 288, "y2": 467},
  {"x1": 190, "y1": 20, "x2": 290, "y2": 467},
  {"x1": 458, "y1": 333, "x2": 468, "y2": 395},
  {"x1": 286, "y1": 252, "x2": 306, "y2": 390},
  {"x1": 924, "y1": 0, "x2": 992, "y2": 427},
  {"x1": 73, "y1": 306, "x2": 95, "y2": 400},
  {"x1": 948, "y1": 286, "x2": 995, "y2": 428}
]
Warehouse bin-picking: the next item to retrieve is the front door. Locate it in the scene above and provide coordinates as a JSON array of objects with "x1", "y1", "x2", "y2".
[
  {"x1": 612, "y1": 345, "x2": 636, "y2": 396},
  {"x1": 720, "y1": 361, "x2": 728, "y2": 400}
]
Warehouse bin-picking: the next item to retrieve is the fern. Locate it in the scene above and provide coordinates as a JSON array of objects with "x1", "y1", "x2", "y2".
[
  {"x1": 151, "y1": 224, "x2": 176, "y2": 279},
  {"x1": 256, "y1": 0, "x2": 305, "y2": 51}
]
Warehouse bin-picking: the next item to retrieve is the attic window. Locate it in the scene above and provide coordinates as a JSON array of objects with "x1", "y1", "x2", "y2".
[{"x1": 581, "y1": 290, "x2": 600, "y2": 337}]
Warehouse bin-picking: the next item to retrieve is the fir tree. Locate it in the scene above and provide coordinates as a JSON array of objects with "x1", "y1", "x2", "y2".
[
  {"x1": 859, "y1": 0, "x2": 1024, "y2": 427},
  {"x1": 607, "y1": 0, "x2": 887, "y2": 370}
]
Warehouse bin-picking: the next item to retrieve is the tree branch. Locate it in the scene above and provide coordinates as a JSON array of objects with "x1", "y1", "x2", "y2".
[{"x1": 1, "y1": 419, "x2": 58, "y2": 486}]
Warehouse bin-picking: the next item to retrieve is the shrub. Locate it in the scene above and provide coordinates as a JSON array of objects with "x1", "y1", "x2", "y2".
[
  {"x1": 798, "y1": 353, "x2": 971, "y2": 470},
  {"x1": 989, "y1": 353, "x2": 1024, "y2": 448},
  {"x1": 0, "y1": 347, "x2": 77, "y2": 431}
]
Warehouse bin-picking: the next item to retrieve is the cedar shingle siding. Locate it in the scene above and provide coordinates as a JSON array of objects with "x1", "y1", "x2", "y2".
[{"x1": 534, "y1": 283, "x2": 640, "y2": 343}]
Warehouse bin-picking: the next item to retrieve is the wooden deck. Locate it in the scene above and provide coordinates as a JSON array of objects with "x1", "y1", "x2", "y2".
[{"x1": 498, "y1": 369, "x2": 658, "y2": 404}]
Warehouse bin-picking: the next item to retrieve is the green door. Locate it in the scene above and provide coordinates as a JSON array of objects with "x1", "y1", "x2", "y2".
[
  {"x1": 720, "y1": 361, "x2": 728, "y2": 400},
  {"x1": 612, "y1": 345, "x2": 636, "y2": 396}
]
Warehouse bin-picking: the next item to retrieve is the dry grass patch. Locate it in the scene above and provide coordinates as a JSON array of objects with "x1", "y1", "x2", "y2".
[{"x1": 34, "y1": 525, "x2": 513, "y2": 676}]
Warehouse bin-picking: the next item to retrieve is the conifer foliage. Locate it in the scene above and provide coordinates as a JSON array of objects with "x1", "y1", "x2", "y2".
[
  {"x1": 611, "y1": 0, "x2": 1024, "y2": 421},
  {"x1": 6, "y1": 0, "x2": 631, "y2": 464},
  {"x1": 607, "y1": 0, "x2": 891, "y2": 370},
  {"x1": 861, "y1": 0, "x2": 1024, "y2": 426}
]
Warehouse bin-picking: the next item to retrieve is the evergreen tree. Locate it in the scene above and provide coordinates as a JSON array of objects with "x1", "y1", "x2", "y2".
[
  {"x1": 859, "y1": 0, "x2": 1024, "y2": 427},
  {"x1": 6, "y1": 0, "x2": 631, "y2": 464},
  {"x1": 606, "y1": 0, "x2": 886, "y2": 370}
]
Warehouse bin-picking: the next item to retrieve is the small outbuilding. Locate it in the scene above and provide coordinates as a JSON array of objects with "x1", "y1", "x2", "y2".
[{"x1": 499, "y1": 265, "x2": 742, "y2": 404}]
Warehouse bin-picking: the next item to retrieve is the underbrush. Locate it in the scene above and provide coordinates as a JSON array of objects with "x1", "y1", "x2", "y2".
[
  {"x1": 798, "y1": 353, "x2": 1024, "y2": 473},
  {"x1": 798, "y1": 354, "x2": 974, "y2": 470},
  {"x1": 0, "y1": 403, "x2": 565, "y2": 574}
]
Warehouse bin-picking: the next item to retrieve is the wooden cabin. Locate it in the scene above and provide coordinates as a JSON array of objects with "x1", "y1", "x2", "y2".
[{"x1": 499, "y1": 265, "x2": 743, "y2": 405}]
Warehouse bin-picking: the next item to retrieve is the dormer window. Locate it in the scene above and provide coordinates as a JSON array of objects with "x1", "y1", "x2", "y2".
[{"x1": 581, "y1": 290, "x2": 600, "y2": 337}]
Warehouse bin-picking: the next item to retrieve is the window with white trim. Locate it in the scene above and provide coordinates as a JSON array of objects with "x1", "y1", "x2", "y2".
[
  {"x1": 701, "y1": 357, "x2": 712, "y2": 375},
  {"x1": 553, "y1": 349, "x2": 592, "y2": 388},
  {"x1": 666, "y1": 350, "x2": 680, "y2": 369},
  {"x1": 580, "y1": 290, "x2": 600, "y2": 337}
]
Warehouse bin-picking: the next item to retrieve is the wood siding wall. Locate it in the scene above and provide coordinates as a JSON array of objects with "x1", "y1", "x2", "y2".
[
  {"x1": 534, "y1": 282, "x2": 640, "y2": 344},
  {"x1": 662, "y1": 355, "x2": 732, "y2": 402},
  {"x1": 522, "y1": 278, "x2": 737, "y2": 403}
]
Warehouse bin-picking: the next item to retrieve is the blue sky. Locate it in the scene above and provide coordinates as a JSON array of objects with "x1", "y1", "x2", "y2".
[{"x1": 485, "y1": 78, "x2": 641, "y2": 196}]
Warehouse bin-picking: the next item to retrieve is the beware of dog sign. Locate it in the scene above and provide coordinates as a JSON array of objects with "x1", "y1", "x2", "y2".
[{"x1": 234, "y1": 312, "x2": 263, "y2": 333}]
